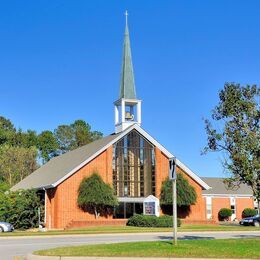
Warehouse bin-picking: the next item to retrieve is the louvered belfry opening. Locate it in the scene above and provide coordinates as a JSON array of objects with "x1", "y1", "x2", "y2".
[{"x1": 113, "y1": 130, "x2": 156, "y2": 197}]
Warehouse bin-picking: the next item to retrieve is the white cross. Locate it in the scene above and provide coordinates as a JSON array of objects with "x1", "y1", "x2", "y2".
[{"x1": 125, "y1": 10, "x2": 128, "y2": 25}]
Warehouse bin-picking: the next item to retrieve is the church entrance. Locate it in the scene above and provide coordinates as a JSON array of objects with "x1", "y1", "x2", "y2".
[{"x1": 114, "y1": 202, "x2": 143, "y2": 219}]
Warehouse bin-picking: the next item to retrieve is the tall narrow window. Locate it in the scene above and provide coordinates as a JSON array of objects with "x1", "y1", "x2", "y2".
[{"x1": 113, "y1": 130, "x2": 155, "y2": 197}]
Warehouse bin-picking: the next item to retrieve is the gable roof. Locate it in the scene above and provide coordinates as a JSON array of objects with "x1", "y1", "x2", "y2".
[
  {"x1": 11, "y1": 124, "x2": 210, "y2": 191},
  {"x1": 11, "y1": 133, "x2": 120, "y2": 191},
  {"x1": 201, "y1": 177, "x2": 253, "y2": 196}
]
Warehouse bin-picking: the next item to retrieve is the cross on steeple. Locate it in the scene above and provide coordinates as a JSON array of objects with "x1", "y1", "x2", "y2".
[
  {"x1": 114, "y1": 12, "x2": 142, "y2": 133},
  {"x1": 125, "y1": 10, "x2": 128, "y2": 25}
]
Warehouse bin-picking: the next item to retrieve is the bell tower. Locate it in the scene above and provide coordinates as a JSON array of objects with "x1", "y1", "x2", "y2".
[{"x1": 114, "y1": 11, "x2": 142, "y2": 133}]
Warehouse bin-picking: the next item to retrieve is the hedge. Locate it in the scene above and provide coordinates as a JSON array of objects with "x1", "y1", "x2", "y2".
[
  {"x1": 242, "y1": 208, "x2": 257, "y2": 218},
  {"x1": 127, "y1": 214, "x2": 181, "y2": 227}
]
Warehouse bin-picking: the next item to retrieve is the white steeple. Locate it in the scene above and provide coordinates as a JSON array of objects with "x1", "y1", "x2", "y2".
[{"x1": 114, "y1": 11, "x2": 142, "y2": 133}]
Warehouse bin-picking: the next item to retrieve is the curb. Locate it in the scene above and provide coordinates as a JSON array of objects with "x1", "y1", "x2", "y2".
[{"x1": 26, "y1": 254, "x2": 256, "y2": 260}]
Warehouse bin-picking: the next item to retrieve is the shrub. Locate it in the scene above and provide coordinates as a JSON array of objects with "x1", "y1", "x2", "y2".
[
  {"x1": 218, "y1": 208, "x2": 232, "y2": 221},
  {"x1": 242, "y1": 208, "x2": 257, "y2": 218},
  {"x1": 127, "y1": 214, "x2": 181, "y2": 227},
  {"x1": 0, "y1": 189, "x2": 42, "y2": 229}
]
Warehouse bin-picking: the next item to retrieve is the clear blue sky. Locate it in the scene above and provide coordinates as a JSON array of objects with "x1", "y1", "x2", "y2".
[{"x1": 1, "y1": 1, "x2": 259, "y2": 177}]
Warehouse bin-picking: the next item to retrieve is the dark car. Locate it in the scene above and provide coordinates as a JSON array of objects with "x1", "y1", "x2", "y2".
[{"x1": 239, "y1": 214, "x2": 260, "y2": 227}]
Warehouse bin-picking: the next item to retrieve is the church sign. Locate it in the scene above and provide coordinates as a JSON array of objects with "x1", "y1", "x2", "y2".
[{"x1": 143, "y1": 195, "x2": 160, "y2": 217}]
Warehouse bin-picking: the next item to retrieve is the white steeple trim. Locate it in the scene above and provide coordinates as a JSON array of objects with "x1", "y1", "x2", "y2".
[{"x1": 114, "y1": 98, "x2": 142, "y2": 133}]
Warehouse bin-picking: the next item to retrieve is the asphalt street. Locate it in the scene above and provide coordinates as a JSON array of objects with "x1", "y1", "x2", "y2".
[{"x1": 1, "y1": 231, "x2": 259, "y2": 260}]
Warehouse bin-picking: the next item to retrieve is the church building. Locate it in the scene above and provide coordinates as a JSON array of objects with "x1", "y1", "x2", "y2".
[{"x1": 12, "y1": 15, "x2": 254, "y2": 229}]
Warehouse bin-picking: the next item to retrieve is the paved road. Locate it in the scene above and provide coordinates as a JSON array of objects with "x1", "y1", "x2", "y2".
[{"x1": 1, "y1": 231, "x2": 260, "y2": 260}]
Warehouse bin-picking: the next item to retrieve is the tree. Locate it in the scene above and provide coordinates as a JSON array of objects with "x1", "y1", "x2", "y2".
[
  {"x1": 160, "y1": 173, "x2": 197, "y2": 207},
  {"x1": 203, "y1": 83, "x2": 260, "y2": 213},
  {"x1": 78, "y1": 173, "x2": 118, "y2": 219},
  {"x1": 13, "y1": 129, "x2": 38, "y2": 148},
  {"x1": 0, "y1": 116, "x2": 16, "y2": 146},
  {"x1": 0, "y1": 145, "x2": 38, "y2": 186},
  {"x1": 55, "y1": 120, "x2": 103, "y2": 154},
  {"x1": 37, "y1": 130, "x2": 59, "y2": 163}
]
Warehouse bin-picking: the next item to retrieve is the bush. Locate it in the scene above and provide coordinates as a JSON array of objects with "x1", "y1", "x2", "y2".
[
  {"x1": 218, "y1": 208, "x2": 232, "y2": 221},
  {"x1": 0, "y1": 189, "x2": 42, "y2": 229},
  {"x1": 127, "y1": 214, "x2": 181, "y2": 228},
  {"x1": 242, "y1": 208, "x2": 257, "y2": 218}
]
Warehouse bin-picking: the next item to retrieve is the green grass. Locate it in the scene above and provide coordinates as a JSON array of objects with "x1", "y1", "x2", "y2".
[
  {"x1": 0, "y1": 224, "x2": 258, "y2": 237},
  {"x1": 35, "y1": 239, "x2": 260, "y2": 258}
]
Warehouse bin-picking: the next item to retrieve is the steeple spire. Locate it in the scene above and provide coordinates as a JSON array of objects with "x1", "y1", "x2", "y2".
[
  {"x1": 114, "y1": 11, "x2": 141, "y2": 133},
  {"x1": 119, "y1": 10, "x2": 136, "y2": 99}
]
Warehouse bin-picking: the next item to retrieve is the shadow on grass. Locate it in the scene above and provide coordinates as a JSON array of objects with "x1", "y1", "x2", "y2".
[
  {"x1": 234, "y1": 234, "x2": 260, "y2": 239},
  {"x1": 158, "y1": 235, "x2": 215, "y2": 240}
]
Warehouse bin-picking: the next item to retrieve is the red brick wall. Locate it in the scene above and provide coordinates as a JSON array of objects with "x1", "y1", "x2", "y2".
[
  {"x1": 211, "y1": 197, "x2": 230, "y2": 221},
  {"x1": 46, "y1": 147, "x2": 113, "y2": 229},
  {"x1": 236, "y1": 198, "x2": 254, "y2": 219},
  {"x1": 46, "y1": 144, "x2": 210, "y2": 229},
  {"x1": 155, "y1": 147, "x2": 206, "y2": 221},
  {"x1": 204, "y1": 196, "x2": 254, "y2": 221}
]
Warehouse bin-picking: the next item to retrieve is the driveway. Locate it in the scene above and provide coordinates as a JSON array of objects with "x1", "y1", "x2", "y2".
[{"x1": 1, "y1": 231, "x2": 260, "y2": 260}]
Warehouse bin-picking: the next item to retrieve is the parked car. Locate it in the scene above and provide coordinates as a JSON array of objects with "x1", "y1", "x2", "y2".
[
  {"x1": 0, "y1": 222, "x2": 14, "y2": 232},
  {"x1": 239, "y1": 214, "x2": 260, "y2": 227}
]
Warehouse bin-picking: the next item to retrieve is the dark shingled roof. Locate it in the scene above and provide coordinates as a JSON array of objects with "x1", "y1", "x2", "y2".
[
  {"x1": 11, "y1": 133, "x2": 120, "y2": 191},
  {"x1": 201, "y1": 177, "x2": 253, "y2": 195}
]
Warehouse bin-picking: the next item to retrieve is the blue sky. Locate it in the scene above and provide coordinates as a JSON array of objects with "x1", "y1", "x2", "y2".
[{"x1": 0, "y1": 1, "x2": 259, "y2": 177}]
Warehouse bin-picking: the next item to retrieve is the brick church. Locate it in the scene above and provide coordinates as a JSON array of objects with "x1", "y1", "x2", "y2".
[{"x1": 12, "y1": 15, "x2": 255, "y2": 229}]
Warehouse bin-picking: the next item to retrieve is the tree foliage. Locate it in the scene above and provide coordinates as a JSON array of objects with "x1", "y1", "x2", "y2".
[
  {"x1": 55, "y1": 120, "x2": 103, "y2": 154},
  {"x1": 160, "y1": 173, "x2": 197, "y2": 206},
  {"x1": 37, "y1": 130, "x2": 59, "y2": 163},
  {"x1": 0, "y1": 115, "x2": 103, "y2": 186},
  {"x1": 0, "y1": 145, "x2": 38, "y2": 186},
  {"x1": 78, "y1": 173, "x2": 118, "y2": 219},
  {"x1": 203, "y1": 83, "x2": 260, "y2": 211},
  {"x1": 0, "y1": 189, "x2": 42, "y2": 229}
]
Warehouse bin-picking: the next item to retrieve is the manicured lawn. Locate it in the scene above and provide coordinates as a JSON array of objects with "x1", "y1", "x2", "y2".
[
  {"x1": 35, "y1": 238, "x2": 260, "y2": 258},
  {"x1": 0, "y1": 224, "x2": 258, "y2": 237}
]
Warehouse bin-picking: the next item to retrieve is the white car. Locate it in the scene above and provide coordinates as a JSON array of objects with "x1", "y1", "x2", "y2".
[{"x1": 0, "y1": 222, "x2": 14, "y2": 232}]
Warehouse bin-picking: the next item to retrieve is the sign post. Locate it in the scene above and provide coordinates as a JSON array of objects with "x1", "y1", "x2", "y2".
[{"x1": 169, "y1": 157, "x2": 177, "y2": 246}]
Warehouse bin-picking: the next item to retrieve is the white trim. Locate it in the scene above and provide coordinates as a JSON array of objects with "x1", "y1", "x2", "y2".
[
  {"x1": 176, "y1": 159, "x2": 211, "y2": 190},
  {"x1": 52, "y1": 124, "x2": 138, "y2": 187},
  {"x1": 202, "y1": 194, "x2": 253, "y2": 198},
  {"x1": 118, "y1": 197, "x2": 145, "y2": 203},
  {"x1": 44, "y1": 189, "x2": 47, "y2": 224},
  {"x1": 51, "y1": 124, "x2": 210, "y2": 190}
]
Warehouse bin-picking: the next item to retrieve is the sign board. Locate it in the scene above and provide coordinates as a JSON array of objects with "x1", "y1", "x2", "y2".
[
  {"x1": 143, "y1": 195, "x2": 160, "y2": 217},
  {"x1": 144, "y1": 202, "x2": 155, "y2": 215},
  {"x1": 169, "y1": 157, "x2": 176, "y2": 180}
]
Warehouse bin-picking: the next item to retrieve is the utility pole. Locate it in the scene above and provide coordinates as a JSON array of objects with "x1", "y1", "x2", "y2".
[{"x1": 169, "y1": 157, "x2": 177, "y2": 245}]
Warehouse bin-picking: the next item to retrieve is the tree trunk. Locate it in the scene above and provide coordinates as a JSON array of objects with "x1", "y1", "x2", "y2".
[{"x1": 94, "y1": 207, "x2": 100, "y2": 219}]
